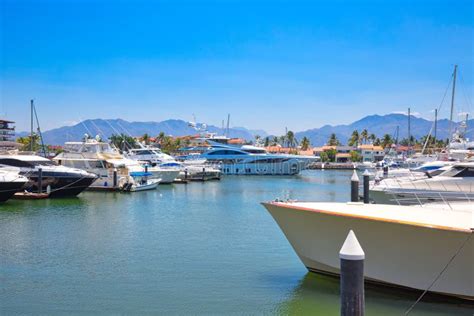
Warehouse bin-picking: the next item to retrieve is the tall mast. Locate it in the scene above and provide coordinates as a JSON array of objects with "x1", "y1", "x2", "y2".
[
  {"x1": 30, "y1": 99, "x2": 34, "y2": 151},
  {"x1": 448, "y1": 65, "x2": 457, "y2": 143},
  {"x1": 407, "y1": 107, "x2": 411, "y2": 153},
  {"x1": 434, "y1": 108, "x2": 438, "y2": 143},
  {"x1": 226, "y1": 114, "x2": 230, "y2": 137}
]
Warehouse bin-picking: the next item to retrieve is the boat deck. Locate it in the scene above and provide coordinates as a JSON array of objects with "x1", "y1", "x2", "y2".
[{"x1": 265, "y1": 201, "x2": 473, "y2": 233}]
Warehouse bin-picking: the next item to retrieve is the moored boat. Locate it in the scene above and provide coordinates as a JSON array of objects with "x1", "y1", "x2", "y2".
[
  {"x1": 0, "y1": 169, "x2": 28, "y2": 202},
  {"x1": 262, "y1": 201, "x2": 473, "y2": 300}
]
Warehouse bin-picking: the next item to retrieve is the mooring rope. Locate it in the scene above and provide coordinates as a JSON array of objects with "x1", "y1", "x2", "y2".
[{"x1": 404, "y1": 229, "x2": 473, "y2": 315}]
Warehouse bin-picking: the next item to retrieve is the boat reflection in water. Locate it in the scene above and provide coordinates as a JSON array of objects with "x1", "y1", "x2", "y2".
[{"x1": 277, "y1": 273, "x2": 473, "y2": 315}]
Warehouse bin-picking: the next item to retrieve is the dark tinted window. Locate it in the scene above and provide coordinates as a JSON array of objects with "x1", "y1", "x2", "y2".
[
  {"x1": 0, "y1": 158, "x2": 33, "y2": 167},
  {"x1": 454, "y1": 167, "x2": 474, "y2": 178}
]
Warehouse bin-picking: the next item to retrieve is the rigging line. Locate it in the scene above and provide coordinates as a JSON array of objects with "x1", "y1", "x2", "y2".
[
  {"x1": 404, "y1": 230, "x2": 473, "y2": 315},
  {"x1": 103, "y1": 120, "x2": 135, "y2": 151},
  {"x1": 435, "y1": 72, "x2": 453, "y2": 114},
  {"x1": 80, "y1": 118, "x2": 94, "y2": 137},
  {"x1": 88, "y1": 119, "x2": 106, "y2": 141}
]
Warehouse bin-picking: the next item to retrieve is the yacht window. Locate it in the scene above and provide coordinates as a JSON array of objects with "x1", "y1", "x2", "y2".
[
  {"x1": 453, "y1": 167, "x2": 474, "y2": 178},
  {"x1": 208, "y1": 150, "x2": 245, "y2": 155},
  {"x1": 0, "y1": 158, "x2": 33, "y2": 168},
  {"x1": 134, "y1": 150, "x2": 154, "y2": 155},
  {"x1": 29, "y1": 160, "x2": 57, "y2": 167}
]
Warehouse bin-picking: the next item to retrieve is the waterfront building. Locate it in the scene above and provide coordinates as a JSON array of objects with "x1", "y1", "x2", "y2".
[
  {"x1": 358, "y1": 144, "x2": 385, "y2": 162},
  {"x1": 0, "y1": 119, "x2": 22, "y2": 150}
]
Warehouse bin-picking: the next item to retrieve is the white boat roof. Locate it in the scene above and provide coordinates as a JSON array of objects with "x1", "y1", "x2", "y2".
[
  {"x1": 0, "y1": 154, "x2": 50, "y2": 161},
  {"x1": 264, "y1": 201, "x2": 473, "y2": 233}
]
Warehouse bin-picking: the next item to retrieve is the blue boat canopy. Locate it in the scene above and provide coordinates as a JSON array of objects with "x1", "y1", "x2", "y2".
[{"x1": 130, "y1": 172, "x2": 153, "y2": 177}]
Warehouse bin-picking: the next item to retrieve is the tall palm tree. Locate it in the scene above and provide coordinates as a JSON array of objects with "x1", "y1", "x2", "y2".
[
  {"x1": 327, "y1": 133, "x2": 340, "y2": 146},
  {"x1": 369, "y1": 133, "x2": 376, "y2": 144},
  {"x1": 286, "y1": 131, "x2": 297, "y2": 148},
  {"x1": 272, "y1": 136, "x2": 279, "y2": 146},
  {"x1": 348, "y1": 130, "x2": 359, "y2": 146},
  {"x1": 141, "y1": 133, "x2": 150, "y2": 145},
  {"x1": 360, "y1": 129, "x2": 368, "y2": 144},
  {"x1": 300, "y1": 136, "x2": 310, "y2": 150}
]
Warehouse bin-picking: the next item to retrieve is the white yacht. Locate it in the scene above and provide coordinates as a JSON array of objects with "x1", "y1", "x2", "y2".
[
  {"x1": 370, "y1": 162, "x2": 474, "y2": 204},
  {"x1": 189, "y1": 144, "x2": 316, "y2": 176},
  {"x1": 0, "y1": 154, "x2": 96, "y2": 197},
  {"x1": 262, "y1": 200, "x2": 473, "y2": 300},
  {"x1": 0, "y1": 168, "x2": 28, "y2": 202},
  {"x1": 124, "y1": 146, "x2": 219, "y2": 181},
  {"x1": 53, "y1": 139, "x2": 178, "y2": 188}
]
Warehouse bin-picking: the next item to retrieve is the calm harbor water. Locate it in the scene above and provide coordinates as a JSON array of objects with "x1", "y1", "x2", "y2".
[{"x1": 1, "y1": 170, "x2": 472, "y2": 315}]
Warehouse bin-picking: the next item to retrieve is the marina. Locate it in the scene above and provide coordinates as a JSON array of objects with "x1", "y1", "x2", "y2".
[
  {"x1": 1, "y1": 171, "x2": 472, "y2": 314},
  {"x1": 2, "y1": 1, "x2": 473, "y2": 314}
]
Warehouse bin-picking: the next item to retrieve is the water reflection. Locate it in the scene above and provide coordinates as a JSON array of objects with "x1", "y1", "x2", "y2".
[{"x1": 278, "y1": 273, "x2": 473, "y2": 315}]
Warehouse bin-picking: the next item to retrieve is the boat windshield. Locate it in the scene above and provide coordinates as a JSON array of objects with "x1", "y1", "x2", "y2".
[
  {"x1": 0, "y1": 158, "x2": 57, "y2": 168},
  {"x1": 439, "y1": 166, "x2": 474, "y2": 178}
]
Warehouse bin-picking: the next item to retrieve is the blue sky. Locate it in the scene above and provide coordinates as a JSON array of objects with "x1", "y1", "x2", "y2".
[{"x1": 1, "y1": 0, "x2": 473, "y2": 135}]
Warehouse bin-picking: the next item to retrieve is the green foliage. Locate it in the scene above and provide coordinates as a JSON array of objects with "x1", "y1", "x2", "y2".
[
  {"x1": 350, "y1": 150, "x2": 362, "y2": 162},
  {"x1": 327, "y1": 133, "x2": 340, "y2": 146},
  {"x1": 109, "y1": 133, "x2": 137, "y2": 151},
  {"x1": 300, "y1": 136, "x2": 311, "y2": 150}
]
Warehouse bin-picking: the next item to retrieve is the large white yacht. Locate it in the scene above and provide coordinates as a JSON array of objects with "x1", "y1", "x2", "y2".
[
  {"x1": 0, "y1": 168, "x2": 28, "y2": 202},
  {"x1": 0, "y1": 154, "x2": 97, "y2": 197},
  {"x1": 262, "y1": 200, "x2": 473, "y2": 300},
  {"x1": 124, "y1": 146, "x2": 220, "y2": 181},
  {"x1": 53, "y1": 138, "x2": 179, "y2": 188},
  {"x1": 187, "y1": 144, "x2": 316, "y2": 176}
]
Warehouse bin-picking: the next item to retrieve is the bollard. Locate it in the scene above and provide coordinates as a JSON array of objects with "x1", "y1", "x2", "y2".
[
  {"x1": 202, "y1": 167, "x2": 205, "y2": 181},
  {"x1": 340, "y1": 230, "x2": 365, "y2": 316},
  {"x1": 184, "y1": 169, "x2": 188, "y2": 180},
  {"x1": 38, "y1": 168, "x2": 43, "y2": 194},
  {"x1": 363, "y1": 170, "x2": 370, "y2": 204},
  {"x1": 113, "y1": 168, "x2": 118, "y2": 188},
  {"x1": 383, "y1": 165, "x2": 388, "y2": 177},
  {"x1": 46, "y1": 185, "x2": 51, "y2": 195},
  {"x1": 351, "y1": 171, "x2": 359, "y2": 202},
  {"x1": 145, "y1": 165, "x2": 148, "y2": 173}
]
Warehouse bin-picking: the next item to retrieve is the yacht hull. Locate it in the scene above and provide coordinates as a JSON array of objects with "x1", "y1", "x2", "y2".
[
  {"x1": 263, "y1": 202, "x2": 473, "y2": 299},
  {"x1": 0, "y1": 181, "x2": 27, "y2": 202},
  {"x1": 147, "y1": 169, "x2": 181, "y2": 184},
  {"x1": 25, "y1": 173, "x2": 96, "y2": 197}
]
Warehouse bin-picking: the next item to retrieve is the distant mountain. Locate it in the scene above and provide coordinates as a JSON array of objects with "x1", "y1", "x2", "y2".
[
  {"x1": 16, "y1": 114, "x2": 474, "y2": 147},
  {"x1": 295, "y1": 114, "x2": 474, "y2": 146},
  {"x1": 17, "y1": 118, "x2": 259, "y2": 145}
]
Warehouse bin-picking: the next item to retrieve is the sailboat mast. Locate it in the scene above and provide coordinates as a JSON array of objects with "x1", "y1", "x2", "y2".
[
  {"x1": 407, "y1": 107, "x2": 411, "y2": 153},
  {"x1": 30, "y1": 99, "x2": 34, "y2": 151},
  {"x1": 448, "y1": 64, "x2": 457, "y2": 142},
  {"x1": 434, "y1": 108, "x2": 438, "y2": 143}
]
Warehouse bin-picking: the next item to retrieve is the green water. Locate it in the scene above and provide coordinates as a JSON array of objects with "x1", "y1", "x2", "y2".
[{"x1": 0, "y1": 170, "x2": 472, "y2": 315}]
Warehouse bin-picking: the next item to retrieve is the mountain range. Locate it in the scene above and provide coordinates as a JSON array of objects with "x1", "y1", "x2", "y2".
[{"x1": 16, "y1": 114, "x2": 473, "y2": 146}]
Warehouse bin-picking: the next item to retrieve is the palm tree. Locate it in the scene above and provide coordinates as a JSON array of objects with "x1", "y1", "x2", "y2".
[
  {"x1": 279, "y1": 135, "x2": 287, "y2": 147},
  {"x1": 300, "y1": 136, "x2": 311, "y2": 150},
  {"x1": 141, "y1": 133, "x2": 150, "y2": 145},
  {"x1": 272, "y1": 136, "x2": 279, "y2": 146},
  {"x1": 286, "y1": 131, "x2": 297, "y2": 148},
  {"x1": 381, "y1": 134, "x2": 393, "y2": 148},
  {"x1": 348, "y1": 130, "x2": 359, "y2": 146},
  {"x1": 156, "y1": 132, "x2": 166, "y2": 145},
  {"x1": 360, "y1": 129, "x2": 368, "y2": 144},
  {"x1": 327, "y1": 133, "x2": 340, "y2": 146},
  {"x1": 369, "y1": 133, "x2": 376, "y2": 144}
]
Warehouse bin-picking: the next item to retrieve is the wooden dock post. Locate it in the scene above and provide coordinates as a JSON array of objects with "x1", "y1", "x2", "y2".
[
  {"x1": 37, "y1": 168, "x2": 43, "y2": 194},
  {"x1": 363, "y1": 170, "x2": 370, "y2": 204},
  {"x1": 383, "y1": 165, "x2": 389, "y2": 177},
  {"x1": 340, "y1": 230, "x2": 365, "y2": 316},
  {"x1": 113, "y1": 168, "x2": 118, "y2": 188},
  {"x1": 351, "y1": 171, "x2": 359, "y2": 202}
]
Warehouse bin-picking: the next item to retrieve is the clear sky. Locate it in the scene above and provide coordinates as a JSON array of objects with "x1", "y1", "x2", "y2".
[{"x1": 1, "y1": 0, "x2": 473, "y2": 134}]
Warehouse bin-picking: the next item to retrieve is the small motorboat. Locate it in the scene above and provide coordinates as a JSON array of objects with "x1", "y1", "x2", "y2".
[{"x1": 121, "y1": 172, "x2": 160, "y2": 192}]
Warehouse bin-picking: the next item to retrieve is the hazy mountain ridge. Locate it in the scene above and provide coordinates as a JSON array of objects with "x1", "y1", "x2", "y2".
[
  {"x1": 17, "y1": 118, "x2": 258, "y2": 145},
  {"x1": 16, "y1": 114, "x2": 473, "y2": 146},
  {"x1": 295, "y1": 114, "x2": 474, "y2": 146}
]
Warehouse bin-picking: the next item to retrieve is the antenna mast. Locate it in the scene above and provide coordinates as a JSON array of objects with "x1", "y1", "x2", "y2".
[
  {"x1": 448, "y1": 65, "x2": 457, "y2": 143},
  {"x1": 30, "y1": 100, "x2": 34, "y2": 151}
]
